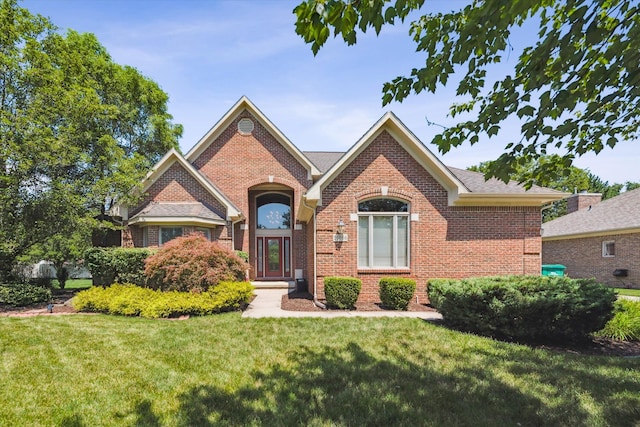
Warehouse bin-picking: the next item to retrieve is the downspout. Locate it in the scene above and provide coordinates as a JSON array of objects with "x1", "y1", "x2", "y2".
[{"x1": 302, "y1": 195, "x2": 326, "y2": 309}]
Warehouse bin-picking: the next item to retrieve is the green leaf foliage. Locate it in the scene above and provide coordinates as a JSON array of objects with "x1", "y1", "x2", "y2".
[
  {"x1": 428, "y1": 276, "x2": 616, "y2": 342},
  {"x1": 0, "y1": 283, "x2": 51, "y2": 307},
  {"x1": 294, "y1": 0, "x2": 640, "y2": 188},
  {"x1": 0, "y1": 0, "x2": 181, "y2": 280},
  {"x1": 595, "y1": 299, "x2": 640, "y2": 341},
  {"x1": 144, "y1": 234, "x2": 247, "y2": 293},
  {"x1": 72, "y1": 281, "x2": 254, "y2": 318},
  {"x1": 378, "y1": 277, "x2": 416, "y2": 310},
  {"x1": 84, "y1": 247, "x2": 151, "y2": 286},
  {"x1": 324, "y1": 276, "x2": 362, "y2": 309}
]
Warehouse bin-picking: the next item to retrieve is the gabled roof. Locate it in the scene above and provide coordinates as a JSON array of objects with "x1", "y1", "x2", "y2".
[
  {"x1": 137, "y1": 149, "x2": 242, "y2": 221},
  {"x1": 302, "y1": 112, "x2": 565, "y2": 215},
  {"x1": 542, "y1": 188, "x2": 640, "y2": 240},
  {"x1": 304, "y1": 151, "x2": 345, "y2": 173},
  {"x1": 185, "y1": 96, "x2": 321, "y2": 178},
  {"x1": 129, "y1": 201, "x2": 226, "y2": 226},
  {"x1": 304, "y1": 112, "x2": 469, "y2": 208}
]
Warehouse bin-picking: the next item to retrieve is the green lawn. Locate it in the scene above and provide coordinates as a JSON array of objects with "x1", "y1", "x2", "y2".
[
  {"x1": 1, "y1": 314, "x2": 639, "y2": 426},
  {"x1": 615, "y1": 288, "x2": 640, "y2": 297},
  {"x1": 53, "y1": 278, "x2": 92, "y2": 289}
]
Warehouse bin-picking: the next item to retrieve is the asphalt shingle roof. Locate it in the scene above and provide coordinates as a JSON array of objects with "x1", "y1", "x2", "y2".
[
  {"x1": 304, "y1": 151, "x2": 345, "y2": 174},
  {"x1": 304, "y1": 151, "x2": 562, "y2": 195},
  {"x1": 130, "y1": 202, "x2": 225, "y2": 222},
  {"x1": 542, "y1": 188, "x2": 640, "y2": 238}
]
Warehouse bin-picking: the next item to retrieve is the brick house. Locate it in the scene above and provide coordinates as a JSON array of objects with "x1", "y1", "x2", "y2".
[
  {"x1": 118, "y1": 97, "x2": 564, "y2": 302},
  {"x1": 542, "y1": 189, "x2": 640, "y2": 288}
]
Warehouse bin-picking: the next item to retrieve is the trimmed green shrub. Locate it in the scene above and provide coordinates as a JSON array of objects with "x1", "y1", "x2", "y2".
[
  {"x1": 144, "y1": 234, "x2": 246, "y2": 292},
  {"x1": 0, "y1": 283, "x2": 52, "y2": 307},
  {"x1": 428, "y1": 276, "x2": 616, "y2": 342},
  {"x1": 85, "y1": 247, "x2": 151, "y2": 286},
  {"x1": 324, "y1": 277, "x2": 362, "y2": 309},
  {"x1": 72, "y1": 281, "x2": 254, "y2": 318},
  {"x1": 379, "y1": 277, "x2": 416, "y2": 310},
  {"x1": 235, "y1": 250, "x2": 249, "y2": 263},
  {"x1": 595, "y1": 299, "x2": 640, "y2": 341}
]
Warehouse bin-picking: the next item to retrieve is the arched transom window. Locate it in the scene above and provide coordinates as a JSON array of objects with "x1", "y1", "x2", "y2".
[
  {"x1": 257, "y1": 193, "x2": 291, "y2": 230},
  {"x1": 358, "y1": 198, "x2": 409, "y2": 268}
]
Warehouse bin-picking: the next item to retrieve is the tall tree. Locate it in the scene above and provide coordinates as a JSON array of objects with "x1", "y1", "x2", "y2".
[
  {"x1": 294, "y1": 0, "x2": 640, "y2": 187},
  {"x1": 0, "y1": 0, "x2": 181, "y2": 280}
]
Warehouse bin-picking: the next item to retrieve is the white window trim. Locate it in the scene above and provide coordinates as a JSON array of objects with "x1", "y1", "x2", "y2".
[
  {"x1": 602, "y1": 240, "x2": 616, "y2": 257},
  {"x1": 358, "y1": 212, "x2": 410, "y2": 269}
]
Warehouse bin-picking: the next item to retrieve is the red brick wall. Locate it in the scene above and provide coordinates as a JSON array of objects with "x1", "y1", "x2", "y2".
[
  {"x1": 543, "y1": 233, "x2": 640, "y2": 288},
  {"x1": 314, "y1": 131, "x2": 543, "y2": 303},
  {"x1": 126, "y1": 162, "x2": 232, "y2": 249},
  {"x1": 566, "y1": 193, "x2": 602, "y2": 214},
  {"x1": 192, "y1": 111, "x2": 312, "y2": 278}
]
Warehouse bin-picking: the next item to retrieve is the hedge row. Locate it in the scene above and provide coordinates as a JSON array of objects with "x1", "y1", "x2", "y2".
[
  {"x1": 84, "y1": 247, "x2": 151, "y2": 286},
  {"x1": 324, "y1": 277, "x2": 417, "y2": 310},
  {"x1": 72, "y1": 281, "x2": 254, "y2": 318},
  {"x1": 428, "y1": 276, "x2": 616, "y2": 342},
  {"x1": 0, "y1": 284, "x2": 52, "y2": 306}
]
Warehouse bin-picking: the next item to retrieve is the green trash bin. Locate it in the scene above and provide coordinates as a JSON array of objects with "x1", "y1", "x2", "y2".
[{"x1": 542, "y1": 264, "x2": 566, "y2": 276}]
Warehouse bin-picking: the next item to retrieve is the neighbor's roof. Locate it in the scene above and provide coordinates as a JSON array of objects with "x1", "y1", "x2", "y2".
[
  {"x1": 128, "y1": 202, "x2": 226, "y2": 226},
  {"x1": 542, "y1": 188, "x2": 640, "y2": 240}
]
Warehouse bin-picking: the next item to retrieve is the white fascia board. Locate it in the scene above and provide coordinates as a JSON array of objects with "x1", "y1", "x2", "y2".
[
  {"x1": 138, "y1": 149, "x2": 243, "y2": 221},
  {"x1": 306, "y1": 112, "x2": 468, "y2": 205},
  {"x1": 128, "y1": 216, "x2": 226, "y2": 227},
  {"x1": 185, "y1": 96, "x2": 320, "y2": 178}
]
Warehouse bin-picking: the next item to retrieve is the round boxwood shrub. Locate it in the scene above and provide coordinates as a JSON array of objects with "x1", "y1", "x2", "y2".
[
  {"x1": 379, "y1": 277, "x2": 416, "y2": 310},
  {"x1": 144, "y1": 234, "x2": 247, "y2": 292},
  {"x1": 428, "y1": 276, "x2": 616, "y2": 342},
  {"x1": 324, "y1": 277, "x2": 362, "y2": 309}
]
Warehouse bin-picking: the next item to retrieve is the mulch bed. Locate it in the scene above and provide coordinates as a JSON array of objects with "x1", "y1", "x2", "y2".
[
  {"x1": 281, "y1": 291, "x2": 640, "y2": 358},
  {"x1": 281, "y1": 291, "x2": 437, "y2": 312},
  {"x1": 0, "y1": 289, "x2": 79, "y2": 316}
]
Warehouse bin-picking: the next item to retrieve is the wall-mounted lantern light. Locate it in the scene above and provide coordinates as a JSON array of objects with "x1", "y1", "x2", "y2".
[{"x1": 333, "y1": 219, "x2": 347, "y2": 242}]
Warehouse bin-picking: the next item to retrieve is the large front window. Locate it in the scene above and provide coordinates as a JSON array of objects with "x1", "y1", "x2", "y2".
[{"x1": 358, "y1": 199, "x2": 409, "y2": 268}]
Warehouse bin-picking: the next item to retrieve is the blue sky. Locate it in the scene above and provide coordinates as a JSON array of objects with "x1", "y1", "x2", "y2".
[{"x1": 22, "y1": 0, "x2": 639, "y2": 185}]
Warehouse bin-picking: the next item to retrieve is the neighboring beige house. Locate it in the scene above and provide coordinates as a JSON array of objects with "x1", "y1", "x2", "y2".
[{"x1": 542, "y1": 189, "x2": 640, "y2": 288}]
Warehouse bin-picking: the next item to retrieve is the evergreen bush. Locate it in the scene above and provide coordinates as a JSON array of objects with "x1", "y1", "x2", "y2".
[
  {"x1": 0, "y1": 283, "x2": 52, "y2": 307},
  {"x1": 428, "y1": 276, "x2": 616, "y2": 342},
  {"x1": 379, "y1": 277, "x2": 416, "y2": 310},
  {"x1": 324, "y1": 277, "x2": 362, "y2": 309},
  {"x1": 84, "y1": 247, "x2": 150, "y2": 286},
  {"x1": 72, "y1": 281, "x2": 254, "y2": 318}
]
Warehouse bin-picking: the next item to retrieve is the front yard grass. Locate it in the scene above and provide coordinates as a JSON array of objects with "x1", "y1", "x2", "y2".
[
  {"x1": 615, "y1": 287, "x2": 640, "y2": 297},
  {"x1": 53, "y1": 278, "x2": 92, "y2": 289},
  {"x1": 1, "y1": 314, "x2": 639, "y2": 426}
]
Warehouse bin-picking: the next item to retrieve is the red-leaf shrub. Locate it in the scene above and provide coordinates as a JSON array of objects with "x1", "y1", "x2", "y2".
[{"x1": 144, "y1": 234, "x2": 247, "y2": 292}]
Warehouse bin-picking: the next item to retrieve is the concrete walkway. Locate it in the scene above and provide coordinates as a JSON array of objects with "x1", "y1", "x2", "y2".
[{"x1": 242, "y1": 289, "x2": 443, "y2": 320}]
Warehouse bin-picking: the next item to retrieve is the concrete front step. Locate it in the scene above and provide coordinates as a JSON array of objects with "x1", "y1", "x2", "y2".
[{"x1": 251, "y1": 280, "x2": 295, "y2": 290}]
